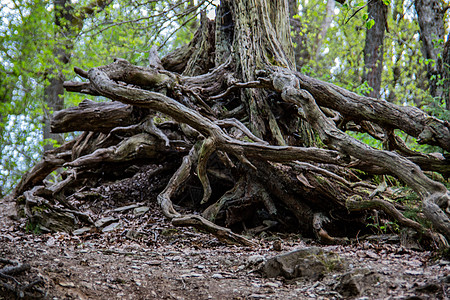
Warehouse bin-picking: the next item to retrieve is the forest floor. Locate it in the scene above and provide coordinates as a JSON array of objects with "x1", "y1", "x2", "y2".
[{"x1": 1, "y1": 195, "x2": 449, "y2": 300}]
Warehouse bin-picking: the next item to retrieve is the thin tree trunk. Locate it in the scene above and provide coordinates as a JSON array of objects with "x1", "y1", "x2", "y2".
[
  {"x1": 43, "y1": 0, "x2": 113, "y2": 151},
  {"x1": 289, "y1": 0, "x2": 336, "y2": 68},
  {"x1": 289, "y1": 0, "x2": 308, "y2": 68},
  {"x1": 442, "y1": 35, "x2": 450, "y2": 111},
  {"x1": 314, "y1": 0, "x2": 335, "y2": 61},
  {"x1": 43, "y1": 0, "x2": 72, "y2": 151},
  {"x1": 414, "y1": 0, "x2": 445, "y2": 100},
  {"x1": 363, "y1": 0, "x2": 387, "y2": 99}
]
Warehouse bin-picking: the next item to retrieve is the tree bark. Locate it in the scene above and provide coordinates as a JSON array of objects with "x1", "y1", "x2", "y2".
[
  {"x1": 414, "y1": 0, "x2": 446, "y2": 100},
  {"x1": 443, "y1": 36, "x2": 450, "y2": 111},
  {"x1": 363, "y1": 0, "x2": 387, "y2": 98}
]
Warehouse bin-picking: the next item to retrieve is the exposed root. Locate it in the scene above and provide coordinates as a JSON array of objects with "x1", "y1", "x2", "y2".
[
  {"x1": 17, "y1": 57, "x2": 448, "y2": 248},
  {"x1": 157, "y1": 147, "x2": 198, "y2": 218},
  {"x1": 172, "y1": 214, "x2": 257, "y2": 247},
  {"x1": 271, "y1": 70, "x2": 450, "y2": 243},
  {"x1": 197, "y1": 138, "x2": 215, "y2": 204},
  {"x1": 313, "y1": 212, "x2": 349, "y2": 245},
  {"x1": 202, "y1": 177, "x2": 246, "y2": 222},
  {"x1": 65, "y1": 133, "x2": 163, "y2": 168},
  {"x1": 216, "y1": 118, "x2": 269, "y2": 144},
  {"x1": 346, "y1": 195, "x2": 444, "y2": 246},
  {"x1": 0, "y1": 258, "x2": 43, "y2": 299}
]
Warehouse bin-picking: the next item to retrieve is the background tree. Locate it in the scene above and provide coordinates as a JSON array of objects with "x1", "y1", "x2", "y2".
[
  {"x1": 0, "y1": 0, "x2": 206, "y2": 194},
  {"x1": 362, "y1": 0, "x2": 388, "y2": 98},
  {"x1": 414, "y1": 0, "x2": 445, "y2": 100}
]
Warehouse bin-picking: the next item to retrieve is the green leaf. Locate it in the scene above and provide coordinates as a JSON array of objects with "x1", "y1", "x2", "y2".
[{"x1": 366, "y1": 19, "x2": 375, "y2": 29}]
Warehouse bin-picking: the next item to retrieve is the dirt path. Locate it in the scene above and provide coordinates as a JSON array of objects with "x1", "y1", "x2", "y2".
[{"x1": 1, "y1": 197, "x2": 449, "y2": 299}]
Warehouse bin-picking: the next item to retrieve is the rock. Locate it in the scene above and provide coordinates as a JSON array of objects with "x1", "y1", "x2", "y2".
[
  {"x1": 272, "y1": 240, "x2": 282, "y2": 251},
  {"x1": 73, "y1": 227, "x2": 92, "y2": 235},
  {"x1": 111, "y1": 204, "x2": 141, "y2": 213},
  {"x1": 212, "y1": 273, "x2": 224, "y2": 279},
  {"x1": 248, "y1": 255, "x2": 266, "y2": 266},
  {"x1": 264, "y1": 282, "x2": 281, "y2": 288},
  {"x1": 59, "y1": 281, "x2": 75, "y2": 288},
  {"x1": 335, "y1": 273, "x2": 361, "y2": 297},
  {"x1": 405, "y1": 270, "x2": 423, "y2": 276},
  {"x1": 248, "y1": 294, "x2": 267, "y2": 299},
  {"x1": 415, "y1": 282, "x2": 441, "y2": 293},
  {"x1": 125, "y1": 229, "x2": 146, "y2": 240},
  {"x1": 133, "y1": 206, "x2": 150, "y2": 215},
  {"x1": 35, "y1": 210, "x2": 76, "y2": 232},
  {"x1": 438, "y1": 259, "x2": 450, "y2": 266},
  {"x1": 102, "y1": 222, "x2": 121, "y2": 232},
  {"x1": 181, "y1": 272, "x2": 204, "y2": 278},
  {"x1": 95, "y1": 217, "x2": 118, "y2": 228},
  {"x1": 262, "y1": 247, "x2": 346, "y2": 280}
]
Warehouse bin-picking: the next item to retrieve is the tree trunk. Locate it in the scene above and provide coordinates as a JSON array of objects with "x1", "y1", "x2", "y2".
[
  {"x1": 289, "y1": 0, "x2": 336, "y2": 68},
  {"x1": 43, "y1": 0, "x2": 113, "y2": 151},
  {"x1": 363, "y1": 0, "x2": 387, "y2": 99},
  {"x1": 442, "y1": 35, "x2": 450, "y2": 111},
  {"x1": 414, "y1": 0, "x2": 445, "y2": 100},
  {"x1": 314, "y1": 0, "x2": 335, "y2": 61},
  {"x1": 43, "y1": 0, "x2": 72, "y2": 151}
]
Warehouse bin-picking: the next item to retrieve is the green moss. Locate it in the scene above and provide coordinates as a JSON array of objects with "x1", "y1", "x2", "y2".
[
  {"x1": 316, "y1": 253, "x2": 345, "y2": 272},
  {"x1": 31, "y1": 205, "x2": 48, "y2": 213}
]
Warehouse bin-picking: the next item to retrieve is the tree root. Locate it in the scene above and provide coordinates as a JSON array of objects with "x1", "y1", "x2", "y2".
[
  {"x1": 32, "y1": 57, "x2": 447, "y2": 248},
  {"x1": 270, "y1": 70, "x2": 450, "y2": 243},
  {"x1": 346, "y1": 195, "x2": 446, "y2": 247},
  {"x1": 197, "y1": 137, "x2": 215, "y2": 204},
  {"x1": 0, "y1": 258, "x2": 44, "y2": 299},
  {"x1": 313, "y1": 213, "x2": 349, "y2": 245},
  {"x1": 172, "y1": 214, "x2": 257, "y2": 247},
  {"x1": 12, "y1": 140, "x2": 75, "y2": 198}
]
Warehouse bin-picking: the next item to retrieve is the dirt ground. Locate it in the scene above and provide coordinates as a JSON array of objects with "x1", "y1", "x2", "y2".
[{"x1": 1, "y1": 196, "x2": 449, "y2": 300}]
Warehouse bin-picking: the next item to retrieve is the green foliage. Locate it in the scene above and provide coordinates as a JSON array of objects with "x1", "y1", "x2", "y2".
[
  {"x1": 0, "y1": 0, "x2": 212, "y2": 194},
  {"x1": 25, "y1": 220, "x2": 42, "y2": 234},
  {"x1": 402, "y1": 207, "x2": 433, "y2": 229},
  {"x1": 347, "y1": 132, "x2": 382, "y2": 149},
  {"x1": 423, "y1": 96, "x2": 450, "y2": 121},
  {"x1": 394, "y1": 129, "x2": 444, "y2": 154},
  {"x1": 366, "y1": 215, "x2": 400, "y2": 234},
  {"x1": 365, "y1": 19, "x2": 375, "y2": 30}
]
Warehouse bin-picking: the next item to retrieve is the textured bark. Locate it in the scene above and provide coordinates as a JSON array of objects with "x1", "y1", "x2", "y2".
[
  {"x1": 51, "y1": 99, "x2": 146, "y2": 133},
  {"x1": 443, "y1": 37, "x2": 450, "y2": 110},
  {"x1": 296, "y1": 73, "x2": 450, "y2": 152},
  {"x1": 162, "y1": 13, "x2": 215, "y2": 75},
  {"x1": 414, "y1": 0, "x2": 446, "y2": 99},
  {"x1": 363, "y1": 0, "x2": 387, "y2": 98}
]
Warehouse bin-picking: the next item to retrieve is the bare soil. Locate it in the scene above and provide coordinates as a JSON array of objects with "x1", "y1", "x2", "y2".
[{"x1": 1, "y1": 196, "x2": 449, "y2": 300}]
